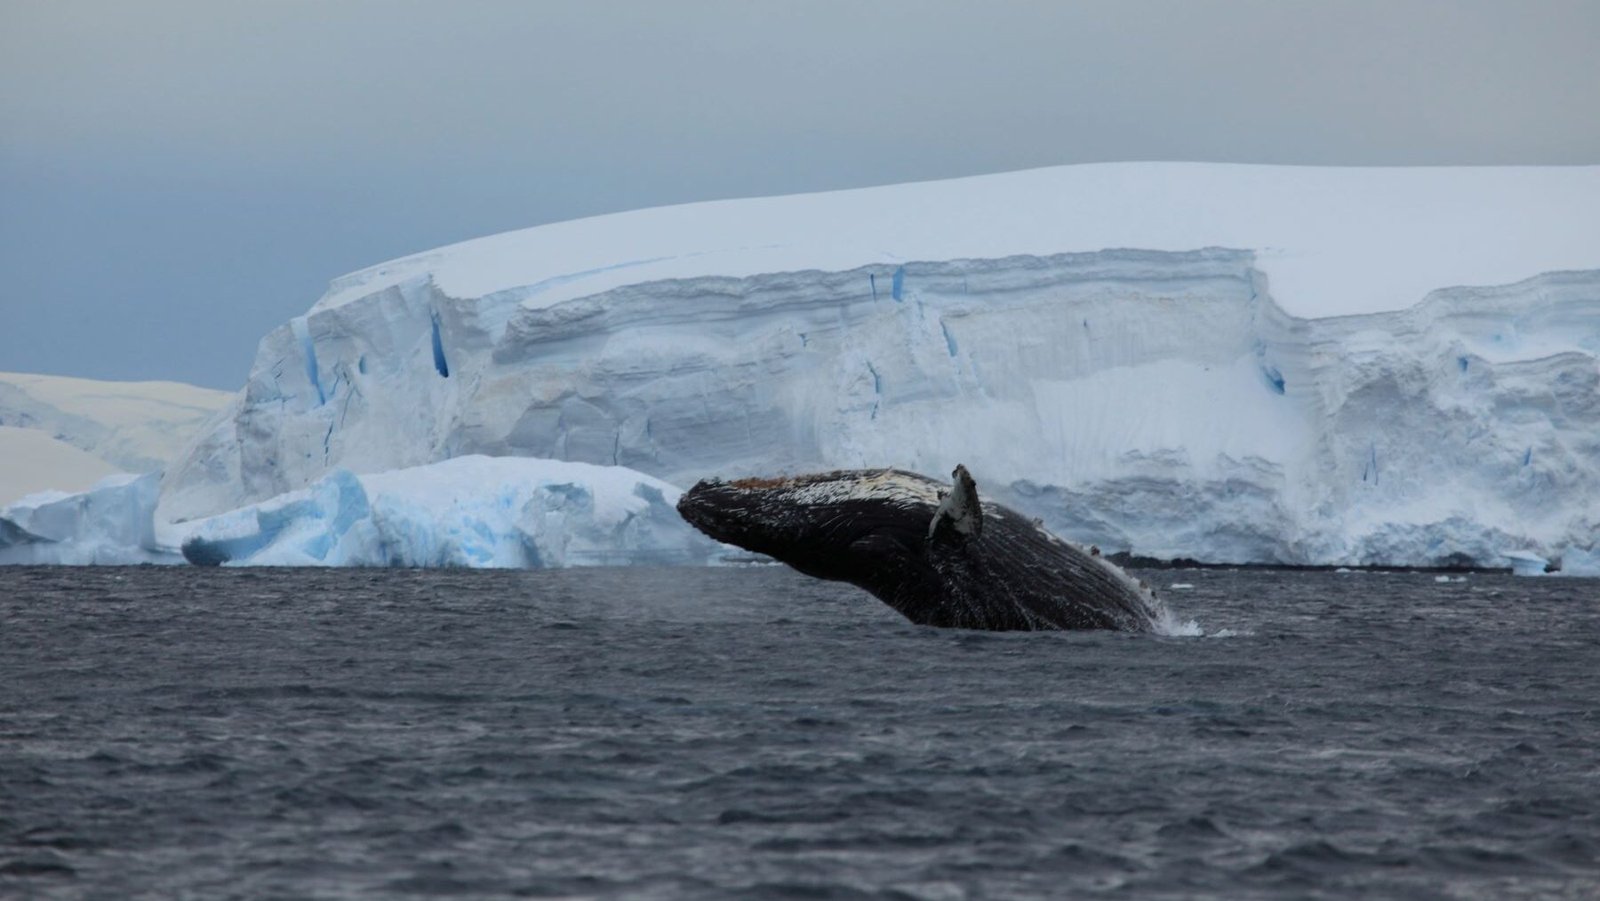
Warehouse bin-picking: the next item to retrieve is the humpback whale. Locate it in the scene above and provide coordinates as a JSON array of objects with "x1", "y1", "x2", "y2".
[{"x1": 677, "y1": 465, "x2": 1164, "y2": 631}]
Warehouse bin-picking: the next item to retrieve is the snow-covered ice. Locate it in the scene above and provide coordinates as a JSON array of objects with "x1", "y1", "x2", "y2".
[
  {"x1": 1504, "y1": 551, "x2": 1551, "y2": 577},
  {"x1": 0, "y1": 371, "x2": 233, "y2": 476},
  {"x1": 308, "y1": 163, "x2": 1597, "y2": 321},
  {"x1": 0, "y1": 373, "x2": 228, "y2": 559},
  {"x1": 168, "y1": 456, "x2": 724, "y2": 568},
  {"x1": 0, "y1": 371, "x2": 234, "y2": 508},
  {"x1": 0, "y1": 472, "x2": 168, "y2": 565},
  {"x1": 3, "y1": 456, "x2": 724, "y2": 567}
]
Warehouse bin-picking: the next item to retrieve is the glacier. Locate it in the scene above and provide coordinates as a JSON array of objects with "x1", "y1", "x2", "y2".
[
  {"x1": 0, "y1": 425, "x2": 126, "y2": 507},
  {"x1": 0, "y1": 372, "x2": 234, "y2": 506},
  {"x1": 15, "y1": 162, "x2": 1600, "y2": 570},
  {"x1": 0, "y1": 371, "x2": 233, "y2": 477}
]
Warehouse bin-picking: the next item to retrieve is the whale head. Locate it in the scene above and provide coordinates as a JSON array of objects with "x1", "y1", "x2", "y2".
[{"x1": 676, "y1": 469, "x2": 945, "y2": 582}]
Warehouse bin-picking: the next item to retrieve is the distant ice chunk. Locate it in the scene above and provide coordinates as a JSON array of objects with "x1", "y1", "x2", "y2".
[
  {"x1": 171, "y1": 455, "x2": 725, "y2": 568},
  {"x1": 0, "y1": 472, "x2": 174, "y2": 565},
  {"x1": 1504, "y1": 551, "x2": 1550, "y2": 577}
]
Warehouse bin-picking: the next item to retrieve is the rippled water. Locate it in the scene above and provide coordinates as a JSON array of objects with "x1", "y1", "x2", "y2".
[{"x1": 2, "y1": 565, "x2": 1598, "y2": 899}]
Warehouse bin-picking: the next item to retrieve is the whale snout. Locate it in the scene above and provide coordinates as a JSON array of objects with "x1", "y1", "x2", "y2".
[
  {"x1": 676, "y1": 479, "x2": 749, "y2": 544},
  {"x1": 677, "y1": 476, "x2": 809, "y2": 553},
  {"x1": 675, "y1": 480, "x2": 721, "y2": 530}
]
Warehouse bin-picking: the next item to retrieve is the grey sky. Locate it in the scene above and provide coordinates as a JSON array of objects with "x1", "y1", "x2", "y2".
[{"x1": 3, "y1": 0, "x2": 1596, "y2": 388}]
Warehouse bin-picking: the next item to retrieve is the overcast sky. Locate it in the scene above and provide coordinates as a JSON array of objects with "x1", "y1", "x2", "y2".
[{"x1": 3, "y1": 0, "x2": 1597, "y2": 388}]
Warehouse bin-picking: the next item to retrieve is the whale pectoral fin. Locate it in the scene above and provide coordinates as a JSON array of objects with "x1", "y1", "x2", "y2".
[
  {"x1": 849, "y1": 531, "x2": 924, "y2": 580},
  {"x1": 850, "y1": 532, "x2": 900, "y2": 558},
  {"x1": 928, "y1": 463, "x2": 983, "y2": 545}
]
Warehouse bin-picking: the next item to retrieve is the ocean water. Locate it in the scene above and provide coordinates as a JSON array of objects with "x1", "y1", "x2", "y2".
[{"x1": 2, "y1": 565, "x2": 1597, "y2": 899}]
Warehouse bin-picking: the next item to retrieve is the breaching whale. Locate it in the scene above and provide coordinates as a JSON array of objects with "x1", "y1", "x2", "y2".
[{"x1": 676, "y1": 465, "x2": 1164, "y2": 631}]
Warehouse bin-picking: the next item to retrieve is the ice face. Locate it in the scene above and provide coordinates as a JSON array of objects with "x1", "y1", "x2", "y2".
[{"x1": 158, "y1": 244, "x2": 1600, "y2": 569}]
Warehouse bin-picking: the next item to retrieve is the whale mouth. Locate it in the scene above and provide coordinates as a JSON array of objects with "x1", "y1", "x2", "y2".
[
  {"x1": 675, "y1": 479, "x2": 744, "y2": 544},
  {"x1": 676, "y1": 477, "x2": 816, "y2": 556},
  {"x1": 672, "y1": 483, "x2": 729, "y2": 540}
]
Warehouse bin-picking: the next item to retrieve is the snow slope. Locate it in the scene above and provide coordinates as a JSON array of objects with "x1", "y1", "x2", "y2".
[
  {"x1": 0, "y1": 371, "x2": 233, "y2": 477},
  {"x1": 0, "y1": 426, "x2": 126, "y2": 506},
  {"x1": 149, "y1": 163, "x2": 1599, "y2": 568},
  {"x1": 313, "y1": 163, "x2": 1597, "y2": 319}
]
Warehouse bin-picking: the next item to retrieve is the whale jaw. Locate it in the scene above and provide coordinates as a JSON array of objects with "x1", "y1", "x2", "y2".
[{"x1": 676, "y1": 470, "x2": 941, "y2": 583}]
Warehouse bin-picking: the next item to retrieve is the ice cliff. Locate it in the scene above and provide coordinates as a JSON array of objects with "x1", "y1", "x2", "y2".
[{"x1": 34, "y1": 163, "x2": 1600, "y2": 569}]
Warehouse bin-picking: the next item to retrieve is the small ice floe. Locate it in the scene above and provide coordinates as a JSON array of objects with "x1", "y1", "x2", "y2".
[
  {"x1": 1168, "y1": 582, "x2": 1195, "y2": 590},
  {"x1": 1335, "y1": 567, "x2": 1353, "y2": 573},
  {"x1": 1504, "y1": 551, "x2": 1550, "y2": 577},
  {"x1": 1434, "y1": 575, "x2": 1468, "y2": 583}
]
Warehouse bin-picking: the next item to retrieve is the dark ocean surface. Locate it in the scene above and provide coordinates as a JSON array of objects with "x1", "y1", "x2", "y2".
[{"x1": 2, "y1": 565, "x2": 1598, "y2": 899}]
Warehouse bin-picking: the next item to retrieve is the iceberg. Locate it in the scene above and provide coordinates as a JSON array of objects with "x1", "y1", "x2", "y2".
[
  {"x1": 3, "y1": 455, "x2": 724, "y2": 567},
  {"x1": 1504, "y1": 551, "x2": 1551, "y2": 577},
  {"x1": 153, "y1": 163, "x2": 1600, "y2": 569},
  {"x1": 168, "y1": 456, "x2": 724, "y2": 568},
  {"x1": 0, "y1": 472, "x2": 171, "y2": 565}
]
